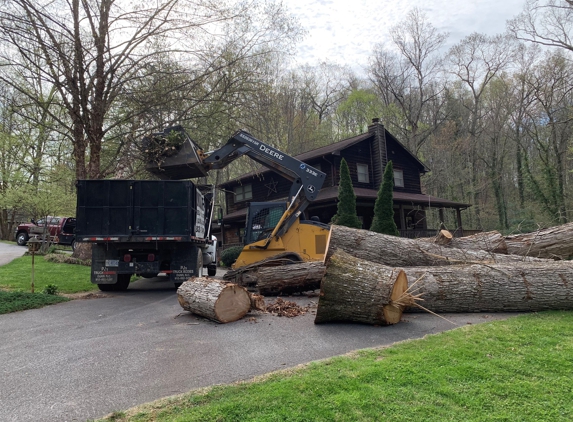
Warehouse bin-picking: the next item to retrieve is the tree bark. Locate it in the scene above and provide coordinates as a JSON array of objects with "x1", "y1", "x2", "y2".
[
  {"x1": 327, "y1": 225, "x2": 544, "y2": 267},
  {"x1": 177, "y1": 278, "x2": 251, "y2": 323},
  {"x1": 233, "y1": 261, "x2": 326, "y2": 296},
  {"x1": 504, "y1": 222, "x2": 573, "y2": 259},
  {"x1": 421, "y1": 230, "x2": 508, "y2": 254},
  {"x1": 403, "y1": 261, "x2": 573, "y2": 313},
  {"x1": 314, "y1": 250, "x2": 409, "y2": 325}
]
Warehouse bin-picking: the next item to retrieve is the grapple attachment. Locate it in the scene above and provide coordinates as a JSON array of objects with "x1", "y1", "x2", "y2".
[{"x1": 143, "y1": 126, "x2": 209, "y2": 180}]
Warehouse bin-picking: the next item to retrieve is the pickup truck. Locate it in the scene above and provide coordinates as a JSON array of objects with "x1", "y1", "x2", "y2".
[{"x1": 14, "y1": 216, "x2": 77, "y2": 249}]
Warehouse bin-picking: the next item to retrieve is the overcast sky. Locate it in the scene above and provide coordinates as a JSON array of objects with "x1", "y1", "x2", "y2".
[{"x1": 287, "y1": 0, "x2": 527, "y2": 72}]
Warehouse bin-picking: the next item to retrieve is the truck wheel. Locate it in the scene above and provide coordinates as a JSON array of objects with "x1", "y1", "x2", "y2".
[
  {"x1": 97, "y1": 283, "x2": 114, "y2": 292},
  {"x1": 174, "y1": 282, "x2": 183, "y2": 289},
  {"x1": 16, "y1": 232, "x2": 29, "y2": 246},
  {"x1": 207, "y1": 264, "x2": 217, "y2": 277},
  {"x1": 115, "y1": 274, "x2": 131, "y2": 291},
  {"x1": 71, "y1": 239, "x2": 77, "y2": 251}
]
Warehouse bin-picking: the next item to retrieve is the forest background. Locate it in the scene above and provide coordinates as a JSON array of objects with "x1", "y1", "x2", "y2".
[{"x1": 0, "y1": 0, "x2": 572, "y2": 240}]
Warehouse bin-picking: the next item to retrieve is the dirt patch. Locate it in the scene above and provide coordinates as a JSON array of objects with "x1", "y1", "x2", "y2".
[{"x1": 62, "y1": 292, "x2": 111, "y2": 300}]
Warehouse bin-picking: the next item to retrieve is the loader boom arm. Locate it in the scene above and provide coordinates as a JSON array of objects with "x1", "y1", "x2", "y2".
[{"x1": 203, "y1": 130, "x2": 326, "y2": 240}]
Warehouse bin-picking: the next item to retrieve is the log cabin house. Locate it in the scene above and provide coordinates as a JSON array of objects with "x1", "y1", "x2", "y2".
[{"x1": 213, "y1": 118, "x2": 473, "y2": 248}]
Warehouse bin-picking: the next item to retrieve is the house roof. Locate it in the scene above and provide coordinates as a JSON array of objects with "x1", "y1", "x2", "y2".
[
  {"x1": 221, "y1": 186, "x2": 470, "y2": 222},
  {"x1": 218, "y1": 132, "x2": 372, "y2": 187},
  {"x1": 218, "y1": 124, "x2": 429, "y2": 187}
]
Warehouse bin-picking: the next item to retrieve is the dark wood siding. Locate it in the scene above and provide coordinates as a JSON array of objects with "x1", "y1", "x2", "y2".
[
  {"x1": 386, "y1": 137, "x2": 422, "y2": 194},
  {"x1": 338, "y1": 141, "x2": 376, "y2": 190}
]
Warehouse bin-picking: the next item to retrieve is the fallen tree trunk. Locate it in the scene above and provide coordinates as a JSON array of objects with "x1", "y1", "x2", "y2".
[
  {"x1": 421, "y1": 230, "x2": 508, "y2": 254},
  {"x1": 232, "y1": 261, "x2": 326, "y2": 296},
  {"x1": 177, "y1": 278, "x2": 251, "y2": 323},
  {"x1": 314, "y1": 249, "x2": 410, "y2": 325},
  {"x1": 505, "y1": 222, "x2": 573, "y2": 259},
  {"x1": 403, "y1": 261, "x2": 573, "y2": 313},
  {"x1": 327, "y1": 225, "x2": 545, "y2": 267}
]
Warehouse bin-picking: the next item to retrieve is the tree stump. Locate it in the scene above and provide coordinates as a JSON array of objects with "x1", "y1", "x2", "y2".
[
  {"x1": 314, "y1": 249, "x2": 410, "y2": 325},
  {"x1": 177, "y1": 278, "x2": 251, "y2": 323},
  {"x1": 233, "y1": 261, "x2": 326, "y2": 296},
  {"x1": 403, "y1": 261, "x2": 573, "y2": 313},
  {"x1": 327, "y1": 225, "x2": 545, "y2": 267}
]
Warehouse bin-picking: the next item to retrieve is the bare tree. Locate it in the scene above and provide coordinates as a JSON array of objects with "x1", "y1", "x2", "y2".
[
  {"x1": 0, "y1": 0, "x2": 302, "y2": 180},
  {"x1": 369, "y1": 8, "x2": 448, "y2": 153},
  {"x1": 508, "y1": 0, "x2": 573, "y2": 52}
]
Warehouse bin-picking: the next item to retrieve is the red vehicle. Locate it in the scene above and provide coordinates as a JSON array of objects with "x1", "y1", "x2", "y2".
[{"x1": 14, "y1": 216, "x2": 77, "y2": 249}]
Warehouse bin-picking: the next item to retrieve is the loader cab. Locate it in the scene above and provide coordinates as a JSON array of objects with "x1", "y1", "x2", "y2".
[{"x1": 244, "y1": 202, "x2": 287, "y2": 244}]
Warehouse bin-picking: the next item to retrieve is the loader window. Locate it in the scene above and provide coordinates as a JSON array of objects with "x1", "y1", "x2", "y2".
[{"x1": 245, "y1": 203, "x2": 286, "y2": 244}]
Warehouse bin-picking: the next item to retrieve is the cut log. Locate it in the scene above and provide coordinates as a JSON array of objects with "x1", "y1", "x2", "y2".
[
  {"x1": 403, "y1": 261, "x2": 573, "y2": 313},
  {"x1": 314, "y1": 249, "x2": 410, "y2": 325},
  {"x1": 249, "y1": 293, "x2": 266, "y2": 311},
  {"x1": 505, "y1": 222, "x2": 573, "y2": 259},
  {"x1": 327, "y1": 225, "x2": 545, "y2": 267},
  {"x1": 233, "y1": 261, "x2": 326, "y2": 296},
  {"x1": 421, "y1": 230, "x2": 508, "y2": 254},
  {"x1": 177, "y1": 278, "x2": 251, "y2": 323}
]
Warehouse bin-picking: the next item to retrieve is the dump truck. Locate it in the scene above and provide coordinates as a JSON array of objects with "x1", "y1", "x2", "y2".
[{"x1": 75, "y1": 179, "x2": 215, "y2": 291}]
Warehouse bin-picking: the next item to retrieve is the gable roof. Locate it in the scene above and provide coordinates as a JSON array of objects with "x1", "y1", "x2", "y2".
[{"x1": 219, "y1": 124, "x2": 429, "y2": 187}]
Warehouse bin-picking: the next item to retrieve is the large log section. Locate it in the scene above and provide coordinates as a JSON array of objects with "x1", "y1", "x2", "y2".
[
  {"x1": 422, "y1": 230, "x2": 508, "y2": 254},
  {"x1": 177, "y1": 278, "x2": 251, "y2": 323},
  {"x1": 314, "y1": 250, "x2": 410, "y2": 325},
  {"x1": 232, "y1": 261, "x2": 326, "y2": 296},
  {"x1": 505, "y1": 222, "x2": 573, "y2": 259},
  {"x1": 327, "y1": 225, "x2": 545, "y2": 267},
  {"x1": 403, "y1": 261, "x2": 573, "y2": 313}
]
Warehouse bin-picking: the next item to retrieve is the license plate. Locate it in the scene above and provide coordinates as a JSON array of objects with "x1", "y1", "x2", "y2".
[{"x1": 105, "y1": 260, "x2": 119, "y2": 267}]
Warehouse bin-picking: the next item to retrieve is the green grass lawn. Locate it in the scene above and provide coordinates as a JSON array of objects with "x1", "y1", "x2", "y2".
[
  {"x1": 0, "y1": 255, "x2": 94, "y2": 293},
  {"x1": 0, "y1": 255, "x2": 95, "y2": 314},
  {"x1": 97, "y1": 311, "x2": 573, "y2": 422}
]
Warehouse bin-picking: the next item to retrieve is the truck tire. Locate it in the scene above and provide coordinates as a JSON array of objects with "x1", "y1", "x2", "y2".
[
  {"x1": 71, "y1": 239, "x2": 77, "y2": 251},
  {"x1": 16, "y1": 232, "x2": 29, "y2": 246},
  {"x1": 207, "y1": 264, "x2": 217, "y2": 277}
]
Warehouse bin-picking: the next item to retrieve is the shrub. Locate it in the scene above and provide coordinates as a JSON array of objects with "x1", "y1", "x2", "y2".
[
  {"x1": 221, "y1": 246, "x2": 244, "y2": 267},
  {"x1": 331, "y1": 158, "x2": 362, "y2": 229},
  {"x1": 370, "y1": 160, "x2": 399, "y2": 236},
  {"x1": 43, "y1": 284, "x2": 59, "y2": 295}
]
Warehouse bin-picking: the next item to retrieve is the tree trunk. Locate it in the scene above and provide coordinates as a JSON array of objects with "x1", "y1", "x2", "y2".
[
  {"x1": 177, "y1": 278, "x2": 251, "y2": 323},
  {"x1": 314, "y1": 250, "x2": 409, "y2": 325},
  {"x1": 403, "y1": 261, "x2": 573, "y2": 313},
  {"x1": 504, "y1": 222, "x2": 573, "y2": 259},
  {"x1": 233, "y1": 261, "x2": 326, "y2": 296},
  {"x1": 421, "y1": 230, "x2": 508, "y2": 254},
  {"x1": 327, "y1": 225, "x2": 544, "y2": 267}
]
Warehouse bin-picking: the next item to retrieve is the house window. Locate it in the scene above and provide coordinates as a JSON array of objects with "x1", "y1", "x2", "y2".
[
  {"x1": 357, "y1": 164, "x2": 369, "y2": 183},
  {"x1": 234, "y1": 184, "x2": 252, "y2": 202},
  {"x1": 394, "y1": 169, "x2": 404, "y2": 188}
]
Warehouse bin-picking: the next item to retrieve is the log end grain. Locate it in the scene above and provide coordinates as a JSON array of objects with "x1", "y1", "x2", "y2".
[
  {"x1": 214, "y1": 285, "x2": 252, "y2": 323},
  {"x1": 382, "y1": 270, "x2": 408, "y2": 324}
]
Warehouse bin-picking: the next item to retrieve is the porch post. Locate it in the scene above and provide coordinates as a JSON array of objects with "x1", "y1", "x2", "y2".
[
  {"x1": 456, "y1": 208, "x2": 464, "y2": 237},
  {"x1": 438, "y1": 208, "x2": 445, "y2": 230},
  {"x1": 399, "y1": 204, "x2": 406, "y2": 230}
]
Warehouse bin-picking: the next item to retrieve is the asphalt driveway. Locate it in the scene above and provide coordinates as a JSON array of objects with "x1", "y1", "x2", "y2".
[
  {"x1": 0, "y1": 272, "x2": 520, "y2": 422},
  {"x1": 0, "y1": 241, "x2": 26, "y2": 266}
]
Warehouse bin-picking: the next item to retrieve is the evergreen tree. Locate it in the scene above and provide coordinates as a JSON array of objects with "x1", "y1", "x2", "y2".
[
  {"x1": 370, "y1": 160, "x2": 399, "y2": 236},
  {"x1": 331, "y1": 158, "x2": 362, "y2": 229}
]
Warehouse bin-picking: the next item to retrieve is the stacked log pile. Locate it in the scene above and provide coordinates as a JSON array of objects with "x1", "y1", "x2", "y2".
[{"x1": 178, "y1": 222, "x2": 573, "y2": 325}]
